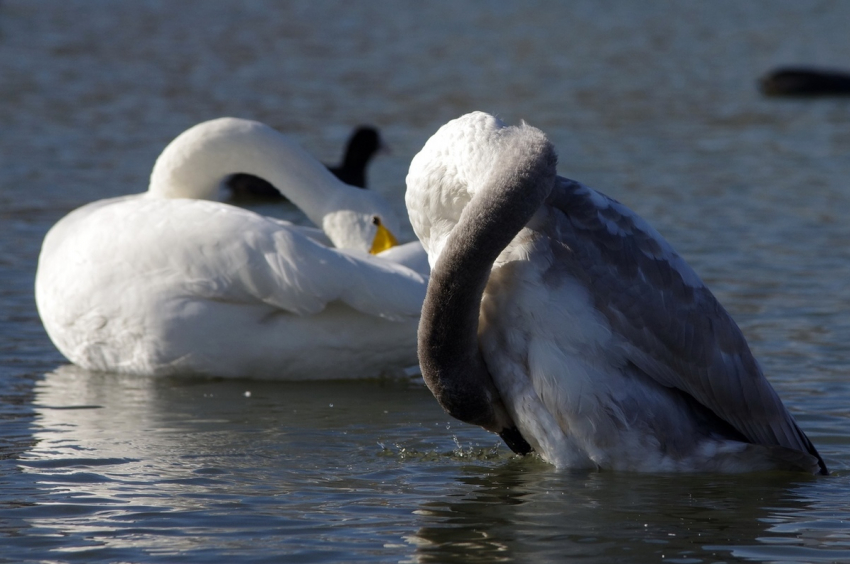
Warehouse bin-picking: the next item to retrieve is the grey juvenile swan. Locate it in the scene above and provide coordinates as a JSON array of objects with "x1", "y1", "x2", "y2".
[{"x1": 406, "y1": 111, "x2": 827, "y2": 473}]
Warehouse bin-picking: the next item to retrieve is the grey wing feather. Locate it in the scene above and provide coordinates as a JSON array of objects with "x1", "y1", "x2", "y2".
[{"x1": 545, "y1": 177, "x2": 825, "y2": 472}]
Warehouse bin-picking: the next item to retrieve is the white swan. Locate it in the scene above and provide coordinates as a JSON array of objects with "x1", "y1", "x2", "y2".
[
  {"x1": 36, "y1": 118, "x2": 428, "y2": 379},
  {"x1": 406, "y1": 112, "x2": 827, "y2": 474}
]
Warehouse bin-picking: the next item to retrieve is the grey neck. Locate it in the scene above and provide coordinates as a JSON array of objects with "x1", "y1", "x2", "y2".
[{"x1": 417, "y1": 128, "x2": 557, "y2": 454}]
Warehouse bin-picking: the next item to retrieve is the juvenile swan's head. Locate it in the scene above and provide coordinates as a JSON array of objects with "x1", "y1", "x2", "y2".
[{"x1": 405, "y1": 112, "x2": 555, "y2": 265}]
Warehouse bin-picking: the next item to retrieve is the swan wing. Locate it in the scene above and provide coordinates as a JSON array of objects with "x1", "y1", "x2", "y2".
[
  {"x1": 42, "y1": 198, "x2": 425, "y2": 322},
  {"x1": 174, "y1": 201, "x2": 427, "y2": 320},
  {"x1": 545, "y1": 177, "x2": 820, "y2": 458}
]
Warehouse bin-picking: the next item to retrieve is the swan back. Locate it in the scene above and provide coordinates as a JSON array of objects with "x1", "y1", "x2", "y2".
[{"x1": 149, "y1": 118, "x2": 401, "y2": 252}]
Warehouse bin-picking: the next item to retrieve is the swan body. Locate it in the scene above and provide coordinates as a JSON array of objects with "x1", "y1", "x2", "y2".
[
  {"x1": 36, "y1": 118, "x2": 427, "y2": 379},
  {"x1": 407, "y1": 112, "x2": 827, "y2": 474}
]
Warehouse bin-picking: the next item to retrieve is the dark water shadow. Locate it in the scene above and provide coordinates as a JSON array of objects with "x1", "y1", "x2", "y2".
[{"x1": 408, "y1": 453, "x2": 845, "y2": 563}]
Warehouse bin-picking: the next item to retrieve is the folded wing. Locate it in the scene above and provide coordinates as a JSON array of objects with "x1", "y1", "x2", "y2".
[{"x1": 545, "y1": 177, "x2": 826, "y2": 473}]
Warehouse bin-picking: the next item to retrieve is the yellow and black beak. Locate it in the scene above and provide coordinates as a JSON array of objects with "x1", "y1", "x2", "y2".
[{"x1": 370, "y1": 218, "x2": 398, "y2": 254}]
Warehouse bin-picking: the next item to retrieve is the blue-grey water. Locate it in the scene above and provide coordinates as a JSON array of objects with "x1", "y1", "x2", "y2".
[{"x1": 2, "y1": 1, "x2": 850, "y2": 562}]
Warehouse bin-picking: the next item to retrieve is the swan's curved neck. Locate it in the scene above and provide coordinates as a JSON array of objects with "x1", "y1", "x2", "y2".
[
  {"x1": 148, "y1": 119, "x2": 343, "y2": 226},
  {"x1": 417, "y1": 128, "x2": 557, "y2": 453}
]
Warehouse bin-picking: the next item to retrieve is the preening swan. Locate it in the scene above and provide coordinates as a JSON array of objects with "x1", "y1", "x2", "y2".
[
  {"x1": 36, "y1": 118, "x2": 427, "y2": 379},
  {"x1": 406, "y1": 112, "x2": 827, "y2": 474}
]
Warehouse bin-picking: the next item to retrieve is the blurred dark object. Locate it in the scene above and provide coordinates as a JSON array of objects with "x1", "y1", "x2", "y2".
[
  {"x1": 327, "y1": 126, "x2": 384, "y2": 188},
  {"x1": 759, "y1": 67, "x2": 850, "y2": 97},
  {"x1": 225, "y1": 173, "x2": 282, "y2": 199},
  {"x1": 226, "y1": 126, "x2": 384, "y2": 200}
]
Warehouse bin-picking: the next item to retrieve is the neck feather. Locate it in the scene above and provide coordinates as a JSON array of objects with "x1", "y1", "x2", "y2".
[
  {"x1": 418, "y1": 126, "x2": 557, "y2": 450},
  {"x1": 147, "y1": 118, "x2": 343, "y2": 226}
]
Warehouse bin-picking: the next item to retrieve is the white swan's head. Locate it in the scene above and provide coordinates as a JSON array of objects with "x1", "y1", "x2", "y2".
[
  {"x1": 406, "y1": 111, "x2": 550, "y2": 265},
  {"x1": 148, "y1": 117, "x2": 401, "y2": 253},
  {"x1": 320, "y1": 191, "x2": 401, "y2": 254}
]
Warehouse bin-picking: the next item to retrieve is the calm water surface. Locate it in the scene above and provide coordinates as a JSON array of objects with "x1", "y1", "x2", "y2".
[{"x1": 2, "y1": 1, "x2": 850, "y2": 562}]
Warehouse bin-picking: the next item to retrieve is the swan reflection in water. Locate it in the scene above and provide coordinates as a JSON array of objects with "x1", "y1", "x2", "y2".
[
  {"x1": 16, "y1": 366, "x2": 838, "y2": 562},
  {"x1": 405, "y1": 461, "x2": 826, "y2": 562},
  {"x1": 17, "y1": 365, "x2": 443, "y2": 556}
]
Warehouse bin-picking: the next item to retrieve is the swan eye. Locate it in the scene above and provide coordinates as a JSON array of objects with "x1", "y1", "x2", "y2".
[{"x1": 372, "y1": 216, "x2": 381, "y2": 226}]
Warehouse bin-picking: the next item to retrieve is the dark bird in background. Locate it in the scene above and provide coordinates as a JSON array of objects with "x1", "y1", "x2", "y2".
[
  {"x1": 759, "y1": 67, "x2": 850, "y2": 97},
  {"x1": 226, "y1": 126, "x2": 385, "y2": 200},
  {"x1": 327, "y1": 126, "x2": 384, "y2": 188}
]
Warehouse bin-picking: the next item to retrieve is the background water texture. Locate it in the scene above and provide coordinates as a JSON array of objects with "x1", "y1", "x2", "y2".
[{"x1": 2, "y1": 1, "x2": 850, "y2": 562}]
